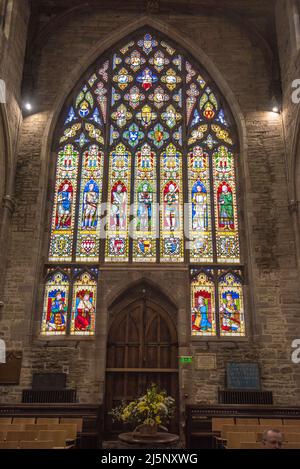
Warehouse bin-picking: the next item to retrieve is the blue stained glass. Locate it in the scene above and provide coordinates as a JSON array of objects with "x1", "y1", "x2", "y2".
[
  {"x1": 123, "y1": 123, "x2": 145, "y2": 147},
  {"x1": 89, "y1": 108, "x2": 102, "y2": 125},
  {"x1": 204, "y1": 134, "x2": 218, "y2": 149},
  {"x1": 191, "y1": 109, "x2": 202, "y2": 126},
  {"x1": 76, "y1": 132, "x2": 90, "y2": 148},
  {"x1": 138, "y1": 34, "x2": 158, "y2": 55},
  {"x1": 65, "y1": 107, "x2": 76, "y2": 124},
  {"x1": 216, "y1": 109, "x2": 228, "y2": 126},
  {"x1": 111, "y1": 87, "x2": 121, "y2": 106},
  {"x1": 136, "y1": 68, "x2": 158, "y2": 91}
]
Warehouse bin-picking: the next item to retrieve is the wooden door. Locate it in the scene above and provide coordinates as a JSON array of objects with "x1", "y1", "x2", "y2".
[{"x1": 105, "y1": 292, "x2": 178, "y2": 435}]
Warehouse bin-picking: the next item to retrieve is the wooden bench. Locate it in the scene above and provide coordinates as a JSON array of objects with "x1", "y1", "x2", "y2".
[
  {"x1": 0, "y1": 404, "x2": 103, "y2": 449},
  {"x1": 186, "y1": 405, "x2": 300, "y2": 449}
]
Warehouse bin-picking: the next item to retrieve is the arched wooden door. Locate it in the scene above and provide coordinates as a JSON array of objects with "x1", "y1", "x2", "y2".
[{"x1": 105, "y1": 284, "x2": 178, "y2": 435}]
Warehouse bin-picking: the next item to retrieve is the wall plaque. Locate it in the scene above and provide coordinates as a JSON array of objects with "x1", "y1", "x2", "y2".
[
  {"x1": 195, "y1": 353, "x2": 217, "y2": 370},
  {"x1": 0, "y1": 351, "x2": 22, "y2": 385},
  {"x1": 32, "y1": 373, "x2": 67, "y2": 390},
  {"x1": 226, "y1": 362, "x2": 261, "y2": 390}
]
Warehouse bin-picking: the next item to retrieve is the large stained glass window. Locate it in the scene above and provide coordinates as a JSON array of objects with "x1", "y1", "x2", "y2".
[{"x1": 44, "y1": 29, "x2": 244, "y2": 338}]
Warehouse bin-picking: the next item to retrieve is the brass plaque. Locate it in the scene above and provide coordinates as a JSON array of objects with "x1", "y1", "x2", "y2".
[{"x1": 195, "y1": 353, "x2": 216, "y2": 370}]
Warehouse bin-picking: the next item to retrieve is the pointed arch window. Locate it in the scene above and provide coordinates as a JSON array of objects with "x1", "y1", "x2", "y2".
[{"x1": 42, "y1": 29, "x2": 245, "y2": 338}]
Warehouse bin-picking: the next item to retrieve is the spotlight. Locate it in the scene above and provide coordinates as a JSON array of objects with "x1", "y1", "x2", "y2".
[
  {"x1": 24, "y1": 102, "x2": 32, "y2": 111},
  {"x1": 271, "y1": 94, "x2": 281, "y2": 114}
]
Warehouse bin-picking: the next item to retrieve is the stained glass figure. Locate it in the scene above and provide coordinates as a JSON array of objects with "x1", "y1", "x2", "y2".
[
  {"x1": 125, "y1": 50, "x2": 146, "y2": 71},
  {"x1": 149, "y1": 86, "x2": 169, "y2": 108},
  {"x1": 218, "y1": 271, "x2": 245, "y2": 336},
  {"x1": 70, "y1": 272, "x2": 97, "y2": 335},
  {"x1": 187, "y1": 83, "x2": 200, "y2": 123},
  {"x1": 133, "y1": 143, "x2": 157, "y2": 262},
  {"x1": 160, "y1": 144, "x2": 184, "y2": 262},
  {"x1": 136, "y1": 68, "x2": 158, "y2": 90},
  {"x1": 191, "y1": 270, "x2": 216, "y2": 336},
  {"x1": 188, "y1": 147, "x2": 213, "y2": 262},
  {"x1": 161, "y1": 105, "x2": 181, "y2": 129},
  {"x1": 106, "y1": 143, "x2": 131, "y2": 262},
  {"x1": 41, "y1": 271, "x2": 69, "y2": 336},
  {"x1": 213, "y1": 146, "x2": 240, "y2": 262},
  {"x1": 161, "y1": 68, "x2": 181, "y2": 91},
  {"x1": 111, "y1": 104, "x2": 132, "y2": 128},
  {"x1": 95, "y1": 82, "x2": 107, "y2": 121},
  {"x1": 124, "y1": 86, "x2": 145, "y2": 109},
  {"x1": 149, "y1": 50, "x2": 170, "y2": 72},
  {"x1": 76, "y1": 145, "x2": 104, "y2": 262},
  {"x1": 113, "y1": 68, "x2": 133, "y2": 90},
  {"x1": 49, "y1": 145, "x2": 79, "y2": 261}
]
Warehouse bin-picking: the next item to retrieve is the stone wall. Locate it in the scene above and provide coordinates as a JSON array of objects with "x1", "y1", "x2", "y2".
[
  {"x1": 0, "y1": 0, "x2": 30, "y2": 299},
  {"x1": 1, "y1": 3, "x2": 300, "y2": 409}
]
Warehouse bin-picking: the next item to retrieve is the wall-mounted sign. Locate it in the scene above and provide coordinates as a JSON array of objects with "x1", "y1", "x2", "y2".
[
  {"x1": 179, "y1": 356, "x2": 193, "y2": 364},
  {"x1": 0, "y1": 351, "x2": 22, "y2": 385},
  {"x1": 226, "y1": 362, "x2": 261, "y2": 390},
  {"x1": 195, "y1": 353, "x2": 217, "y2": 370}
]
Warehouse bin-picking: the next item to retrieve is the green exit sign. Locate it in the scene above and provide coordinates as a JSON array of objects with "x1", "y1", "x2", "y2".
[{"x1": 179, "y1": 356, "x2": 193, "y2": 364}]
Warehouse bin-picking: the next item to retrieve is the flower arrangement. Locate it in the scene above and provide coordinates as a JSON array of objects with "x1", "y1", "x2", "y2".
[{"x1": 110, "y1": 384, "x2": 175, "y2": 429}]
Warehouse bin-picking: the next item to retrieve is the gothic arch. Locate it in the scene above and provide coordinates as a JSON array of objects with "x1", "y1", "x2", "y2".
[
  {"x1": 0, "y1": 104, "x2": 12, "y2": 205},
  {"x1": 37, "y1": 19, "x2": 257, "y2": 339},
  {"x1": 108, "y1": 277, "x2": 178, "y2": 322},
  {"x1": 38, "y1": 16, "x2": 251, "y2": 260},
  {"x1": 289, "y1": 108, "x2": 300, "y2": 267}
]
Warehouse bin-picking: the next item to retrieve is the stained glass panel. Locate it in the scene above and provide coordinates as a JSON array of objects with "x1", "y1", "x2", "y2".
[
  {"x1": 105, "y1": 143, "x2": 131, "y2": 262},
  {"x1": 76, "y1": 145, "x2": 104, "y2": 262},
  {"x1": 41, "y1": 271, "x2": 69, "y2": 336},
  {"x1": 70, "y1": 271, "x2": 97, "y2": 336},
  {"x1": 218, "y1": 271, "x2": 245, "y2": 337},
  {"x1": 188, "y1": 146, "x2": 213, "y2": 262},
  {"x1": 49, "y1": 144, "x2": 79, "y2": 262},
  {"x1": 160, "y1": 143, "x2": 184, "y2": 262},
  {"x1": 191, "y1": 270, "x2": 216, "y2": 336},
  {"x1": 133, "y1": 143, "x2": 157, "y2": 262},
  {"x1": 213, "y1": 146, "x2": 240, "y2": 263}
]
